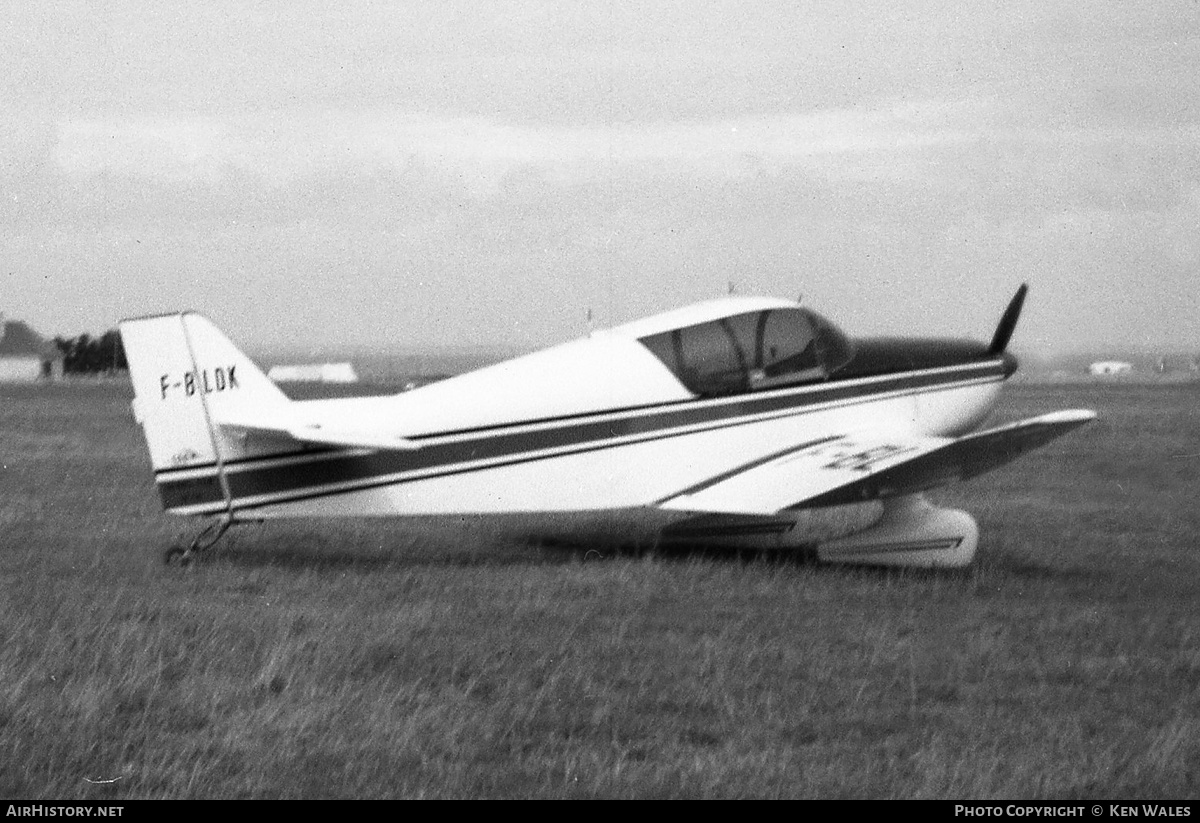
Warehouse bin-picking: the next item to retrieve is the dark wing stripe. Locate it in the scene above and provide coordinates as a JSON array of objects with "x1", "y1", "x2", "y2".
[{"x1": 652, "y1": 435, "x2": 842, "y2": 504}]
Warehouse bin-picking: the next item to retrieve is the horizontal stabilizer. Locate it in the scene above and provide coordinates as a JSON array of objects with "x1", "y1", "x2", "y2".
[
  {"x1": 658, "y1": 409, "x2": 1095, "y2": 515},
  {"x1": 215, "y1": 407, "x2": 422, "y2": 451}
]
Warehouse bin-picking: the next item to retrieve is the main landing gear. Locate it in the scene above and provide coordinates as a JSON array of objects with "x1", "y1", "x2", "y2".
[{"x1": 163, "y1": 516, "x2": 235, "y2": 566}]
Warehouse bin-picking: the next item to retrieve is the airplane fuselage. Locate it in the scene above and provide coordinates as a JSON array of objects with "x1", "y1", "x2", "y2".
[
  {"x1": 121, "y1": 290, "x2": 1093, "y2": 566},
  {"x1": 154, "y1": 336, "x2": 1011, "y2": 530}
]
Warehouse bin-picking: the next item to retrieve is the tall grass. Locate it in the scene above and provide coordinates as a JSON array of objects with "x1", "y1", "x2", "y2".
[{"x1": 1, "y1": 382, "x2": 1198, "y2": 797}]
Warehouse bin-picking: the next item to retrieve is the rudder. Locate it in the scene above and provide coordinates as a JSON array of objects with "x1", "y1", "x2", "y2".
[{"x1": 119, "y1": 312, "x2": 291, "y2": 515}]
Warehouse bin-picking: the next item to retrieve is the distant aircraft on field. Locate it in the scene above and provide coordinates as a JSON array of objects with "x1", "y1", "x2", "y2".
[{"x1": 119, "y1": 284, "x2": 1094, "y2": 567}]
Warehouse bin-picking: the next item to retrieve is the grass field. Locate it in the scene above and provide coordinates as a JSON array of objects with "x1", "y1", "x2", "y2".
[{"x1": 1, "y1": 380, "x2": 1198, "y2": 798}]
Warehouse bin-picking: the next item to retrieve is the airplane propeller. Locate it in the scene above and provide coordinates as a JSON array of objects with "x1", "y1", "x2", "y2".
[{"x1": 988, "y1": 283, "x2": 1028, "y2": 356}]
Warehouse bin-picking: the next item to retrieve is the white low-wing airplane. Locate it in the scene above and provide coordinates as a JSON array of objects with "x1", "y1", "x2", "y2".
[{"x1": 119, "y1": 285, "x2": 1094, "y2": 567}]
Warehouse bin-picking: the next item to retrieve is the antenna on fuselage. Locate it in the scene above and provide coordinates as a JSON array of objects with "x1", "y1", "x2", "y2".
[{"x1": 727, "y1": 281, "x2": 737, "y2": 295}]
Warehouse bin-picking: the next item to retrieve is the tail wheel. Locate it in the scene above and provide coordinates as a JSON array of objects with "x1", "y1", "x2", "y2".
[
  {"x1": 162, "y1": 516, "x2": 234, "y2": 567},
  {"x1": 163, "y1": 545, "x2": 191, "y2": 566}
]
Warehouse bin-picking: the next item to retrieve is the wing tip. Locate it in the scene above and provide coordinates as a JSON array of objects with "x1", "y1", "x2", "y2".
[{"x1": 1036, "y1": 409, "x2": 1098, "y2": 425}]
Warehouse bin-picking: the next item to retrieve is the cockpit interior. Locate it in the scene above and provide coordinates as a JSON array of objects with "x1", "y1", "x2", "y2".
[{"x1": 638, "y1": 308, "x2": 855, "y2": 397}]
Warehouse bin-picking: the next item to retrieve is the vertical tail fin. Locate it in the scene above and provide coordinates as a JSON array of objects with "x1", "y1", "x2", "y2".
[{"x1": 119, "y1": 312, "x2": 290, "y2": 514}]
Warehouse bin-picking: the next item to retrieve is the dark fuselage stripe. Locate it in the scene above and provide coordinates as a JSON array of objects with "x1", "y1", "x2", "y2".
[
  {"x1": 159, "y1": 359, "x2": 1004, "y2": 479},
  {"x1": 156, "y1": 362, "x2": 1005, "y2": 513}
]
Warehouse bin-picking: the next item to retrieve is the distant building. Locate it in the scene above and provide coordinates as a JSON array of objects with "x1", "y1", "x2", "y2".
[
  {"x1": 1088, "y1": 361, "x2": 1133, "y2": 377},
  {"x1": 267, "y1": 363, "x2": 359, "y2": 384},
  {"x1": 0, "y1": 315, "x2": 62, "y2": 382}
]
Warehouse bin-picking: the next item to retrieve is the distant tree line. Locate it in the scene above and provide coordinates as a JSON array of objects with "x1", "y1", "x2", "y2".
[{"x1": 53, "y1": 330, "x2": 128, "y2": 374}]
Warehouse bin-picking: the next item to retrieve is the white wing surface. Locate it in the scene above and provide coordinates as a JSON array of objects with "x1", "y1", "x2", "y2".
[{"x1": 659, "y1": 410, "x2": 1096, "y2": 515}]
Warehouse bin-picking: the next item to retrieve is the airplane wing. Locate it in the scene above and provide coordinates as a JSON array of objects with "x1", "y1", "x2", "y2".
[
  {"x1": 658, "y1": 409, "x2": 1096, "y2": 515},
  {"x1": 214, "y1": 407, "x2": 422, "y2": 451}
]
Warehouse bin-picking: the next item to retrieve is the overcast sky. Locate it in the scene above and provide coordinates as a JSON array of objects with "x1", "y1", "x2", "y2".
[{"x1": 3, "y1": 1, "x2": 1198, "y2": 355}]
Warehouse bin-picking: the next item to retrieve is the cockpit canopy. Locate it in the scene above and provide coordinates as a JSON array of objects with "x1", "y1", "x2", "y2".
[{"x1": 638, "y1": 307, "x2": 854, "y2": 397}]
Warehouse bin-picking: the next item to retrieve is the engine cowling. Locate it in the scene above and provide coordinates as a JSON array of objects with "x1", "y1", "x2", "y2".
[{"x1": 815, "y1": 494, "x2": 978, "y2": 568}]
